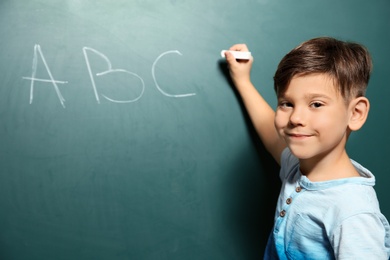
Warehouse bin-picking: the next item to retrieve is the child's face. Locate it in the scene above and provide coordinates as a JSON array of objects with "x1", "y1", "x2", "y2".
[{"x1": 274, "y1": 73, "x2": 350, "y2": 161}]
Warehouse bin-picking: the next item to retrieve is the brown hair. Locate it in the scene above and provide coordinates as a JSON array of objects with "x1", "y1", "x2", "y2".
[{"x1": 273, "y1": 37, "x2": 372, "y2": 101}]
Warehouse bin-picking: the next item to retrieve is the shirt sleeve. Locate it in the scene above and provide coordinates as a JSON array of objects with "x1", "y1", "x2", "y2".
[{"x1": 331, "y1": 213, "x2": 390, "y2": 259}]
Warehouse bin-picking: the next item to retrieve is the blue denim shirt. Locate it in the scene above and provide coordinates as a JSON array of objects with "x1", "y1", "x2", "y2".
[{"x1": 264, "y1": 148, "x2": 390, "y2": 259}]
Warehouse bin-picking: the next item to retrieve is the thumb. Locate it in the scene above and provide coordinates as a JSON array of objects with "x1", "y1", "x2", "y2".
[{"x1": 224, "y1": 51, "x2": 237, "y2": 64}]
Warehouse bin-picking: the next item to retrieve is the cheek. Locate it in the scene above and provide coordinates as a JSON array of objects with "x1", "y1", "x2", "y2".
[
  {"x1": 274, "y1": 111, "x2": 286, "y2": 131},
  {"x1": 318, "y1": 109, "x2": 347, "y2": 125},
  {"x1": 311, "y1": 112, "x2": 348, "y2": 135}
]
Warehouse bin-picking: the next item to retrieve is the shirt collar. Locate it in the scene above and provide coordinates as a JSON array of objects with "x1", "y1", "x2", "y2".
[{"x1": 298, "y1": 159, "x2": 376, "y2": 191}]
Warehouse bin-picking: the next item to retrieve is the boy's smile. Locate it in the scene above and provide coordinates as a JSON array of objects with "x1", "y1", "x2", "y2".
[{"x1": 274, "y1": 73, "x2": 351, "y2": 170}]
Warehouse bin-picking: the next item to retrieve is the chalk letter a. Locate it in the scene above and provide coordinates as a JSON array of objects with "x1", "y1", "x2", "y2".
[{"x1": 22, "y1": 44, "x2": 67, "y2": 108}]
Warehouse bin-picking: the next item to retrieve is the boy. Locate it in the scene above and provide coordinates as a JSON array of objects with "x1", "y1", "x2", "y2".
[{"x1": 224, "y1": 37, "x2": 390, "y2": 259}]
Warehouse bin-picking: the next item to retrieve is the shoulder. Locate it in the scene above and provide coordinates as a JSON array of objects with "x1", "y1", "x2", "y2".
[
  {"x1": 329, "y1": 158, "x2": 378, "y2": 215},
  {"x1": 325, "y1": 182, "x2": 381, "y2": 221},
  {"x1": 279, "y1": 148, "x2": 299, "y2": 180},
  {"x1": 323, "y1": 182, "x2": 390, "y2": 258},
  {"x1": 325, "y1": 181, "x2": 390, "y2": 258}
]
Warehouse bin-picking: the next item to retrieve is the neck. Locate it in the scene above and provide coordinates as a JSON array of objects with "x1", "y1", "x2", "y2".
[{"x1": 299, "y1": 149, "x2": 359, "y2": 182}]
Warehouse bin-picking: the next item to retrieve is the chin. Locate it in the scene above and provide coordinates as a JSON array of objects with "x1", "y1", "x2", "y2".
[{"x1": 288, "y1": 146, "x2": 316, "y2": 160}]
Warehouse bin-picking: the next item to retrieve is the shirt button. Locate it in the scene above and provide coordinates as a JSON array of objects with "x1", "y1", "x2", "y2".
[
  {"x1": 286, "y1": 198, "x2": 292, "y2": 204},
  {"x1": 295, "y1": 186, "x2": 302, "y2": 193},
  {"x1": 280, "y1": 210, "x2": 286, "y2": 217}
]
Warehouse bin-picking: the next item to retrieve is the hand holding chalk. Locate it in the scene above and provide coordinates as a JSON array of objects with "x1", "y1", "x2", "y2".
[
  {"x1": 222, "y1": 45, "x2": 253, "y2": 85},
  {"x1": 221, "y1": 50, "x2": 252, "y2": 60}
]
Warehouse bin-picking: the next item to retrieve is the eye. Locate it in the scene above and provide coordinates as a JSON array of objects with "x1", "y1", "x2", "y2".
[
  {"x1": 278, "y1": 101, "x2": 293, "y2": 109},
  {"x1": 310, "y1": 102, "x2": 324, "y2": 108}
]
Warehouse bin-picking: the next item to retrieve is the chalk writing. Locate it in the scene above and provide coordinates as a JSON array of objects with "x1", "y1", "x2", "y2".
[
  {"x1": 152, "y1": 50, "x2": 196, "y2": 98},
  {"x1": 83, "y1": 47, "x2": 145, "y2": 104},
  {"x1": 23, "y1": 45, "x2": 196, "y2": 108},
  {"x1": 22, "y1": 44, "x2": 68, "y2": 108}
]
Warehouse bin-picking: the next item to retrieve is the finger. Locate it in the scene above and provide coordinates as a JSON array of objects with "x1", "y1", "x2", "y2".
[
  {"x1": 229, "y1": 43, "x2": 249, "y2": 52},
  {"x1": 224, "y1": 51, "x2": 238, "y2": 64}
]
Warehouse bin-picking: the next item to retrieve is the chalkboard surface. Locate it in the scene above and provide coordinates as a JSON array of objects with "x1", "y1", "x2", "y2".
[{"x1": 0, "y1": 1, "x2": 389, "y2": 259}]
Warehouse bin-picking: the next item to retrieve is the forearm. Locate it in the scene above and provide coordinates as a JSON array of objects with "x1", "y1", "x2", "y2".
[
  {"x1": 224, "y1": 44, "x2": 285, "y2": 163},
  {"x1": 235, "y1": 80, "x2": 285, "y2": 164}
]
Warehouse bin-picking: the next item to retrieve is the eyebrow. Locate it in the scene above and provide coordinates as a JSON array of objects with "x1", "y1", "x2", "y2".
[
  {"x1": 303, "y1": 93, "x2": 332, "y2": 100},
  {"x1": 277, "y1": 93, "x2": 336, "y2": 106},
  {"x1": 278, "y1": 93, "x2": 332, "y2": 100}
]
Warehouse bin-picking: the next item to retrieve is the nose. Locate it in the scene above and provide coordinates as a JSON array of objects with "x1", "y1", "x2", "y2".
[{"x1": 288, "y1": 107, "x2": 306, "y2": 127}]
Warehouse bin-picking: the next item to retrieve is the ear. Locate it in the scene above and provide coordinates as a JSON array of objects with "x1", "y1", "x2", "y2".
[{"x1": 348, "y1": 97, "x2": 370, "y2": 131}]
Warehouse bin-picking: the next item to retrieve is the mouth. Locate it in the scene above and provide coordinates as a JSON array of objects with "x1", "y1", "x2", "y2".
[
  {"x1": 286, "y1": 133, "x2": 312, "y2": 139},
  {"x1": 289, "y1": 133, "x2": 310, "y2": 137}
]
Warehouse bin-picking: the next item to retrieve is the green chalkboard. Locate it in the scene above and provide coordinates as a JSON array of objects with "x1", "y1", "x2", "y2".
[{"x1": 0, "y1": 0, "x2": 389, "y2": 259}]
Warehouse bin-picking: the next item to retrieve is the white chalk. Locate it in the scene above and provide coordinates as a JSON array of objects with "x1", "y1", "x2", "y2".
[{"x1": 221, "y1": 50, "x2": 252, "y2": 60}]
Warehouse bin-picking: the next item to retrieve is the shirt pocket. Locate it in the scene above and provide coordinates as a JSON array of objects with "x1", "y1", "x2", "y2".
[{"x1": 286, "y1": 214, "x2": 334, "y2": 260}]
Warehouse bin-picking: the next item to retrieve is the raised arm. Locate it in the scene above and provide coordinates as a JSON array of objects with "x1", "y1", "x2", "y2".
[{"x1": 224, "y1": 44, "x2": 286, "y2": 165}]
